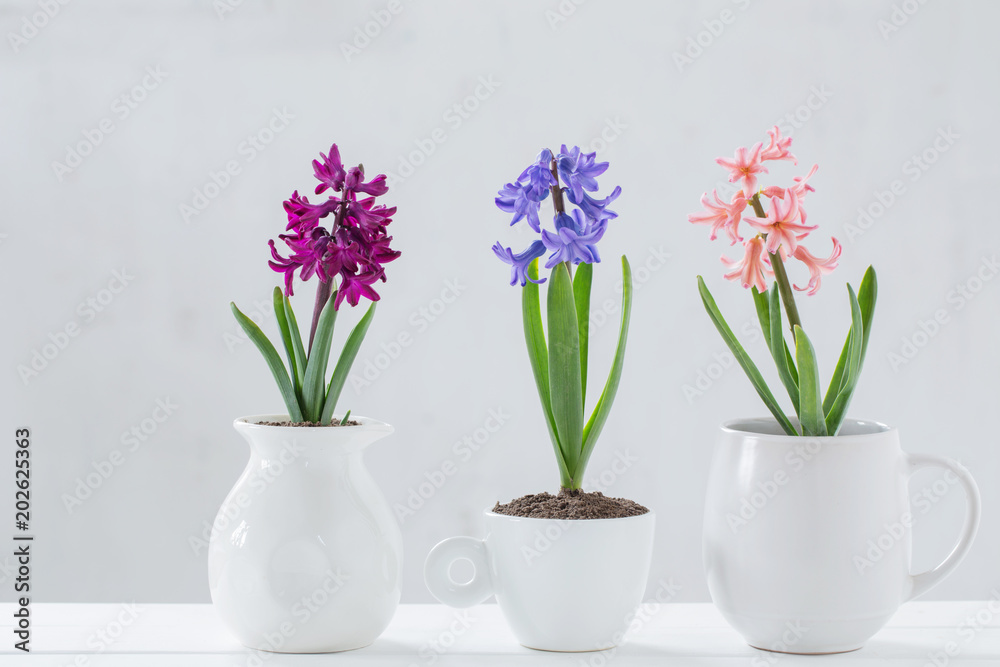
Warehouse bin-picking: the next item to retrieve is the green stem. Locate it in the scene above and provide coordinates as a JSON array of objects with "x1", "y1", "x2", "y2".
[{"x1": 750, "y1": 193, "x2": 802, "y2": 333}]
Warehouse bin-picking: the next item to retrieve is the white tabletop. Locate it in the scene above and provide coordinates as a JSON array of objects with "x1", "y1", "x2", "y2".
[{"x1": 2, "y1": 602, "x2": 999, "y2": 665}]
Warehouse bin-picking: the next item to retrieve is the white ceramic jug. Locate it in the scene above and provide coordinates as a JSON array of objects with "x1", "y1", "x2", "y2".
[{"x1": 208, "y1": 415, "x2": 402, "y2": 653}]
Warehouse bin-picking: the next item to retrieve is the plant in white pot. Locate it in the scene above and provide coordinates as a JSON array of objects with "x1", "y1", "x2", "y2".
[
  {"x1": 690, "y1": 128, "x2": 981, "y2": 654},
  {"x1": 424, "y1": 146, "x2": 654, "y2": 652},
  {"x1": 209, "y1": 144, "x2": 403, "y2": 653}
]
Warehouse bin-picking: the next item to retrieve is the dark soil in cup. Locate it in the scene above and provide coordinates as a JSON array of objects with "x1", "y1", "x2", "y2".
[
  {"x1": 255, "y1": 420, "x2": 361, "y2": 427},
  {"x1": 492, "y1": 488, "x2": 648, "y2": 520}
]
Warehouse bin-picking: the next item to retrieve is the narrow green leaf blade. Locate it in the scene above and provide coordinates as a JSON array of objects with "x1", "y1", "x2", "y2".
[
  {"x1": 751, "y1": 286, "x2": 772, "y2": 346},
  {"x1": 573, "y1": 262, "x2": 593, "y2": 404},
  {"x1": 302, "y1": 292, "x2": 338, "y2": 422},
  {"x1": 320, "y1": 302, "x2": 376, "y2": 424},
  {"x1": 825, "y1": 285, "x2": 866, "y2": 434},
  {"x1": 855, "y1": 266, "x2": 878, "y2": 368},
  {"x1": 547, "y1": 262, "x2": 584, "y2": 485},
  {"x1": 580, "y1": 256, "x2": 633, "y2": 473},
  {"x1": 697, "y1": 276, "x2": 798, "y2": 436},
  {"x1": 794, "y1": 325, "x2": 827, "y2": 436},
  {"x1": 769, "y1": 284, "x2": 800, "y2": 415},
  {"x1": 522, "y1": 261, "x2": 571, "y2": 486},
  {"x1": 283, "y1": 293, "x2": 308, "y2": 390},
  {"x1": 824, "y1": 267, "x2": 877, "y2": 412},
  {"x1": 231, "y1": 302, "x2": 304, "y2": 422},
  {"x1": 272, "y1": 287, "x2": 300, "y2": 394}
]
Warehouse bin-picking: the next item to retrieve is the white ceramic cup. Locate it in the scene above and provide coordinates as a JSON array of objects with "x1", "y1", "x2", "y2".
[
  {"x1": 704, "y1": 418, "x2": 981, "y2": 654},
  {"x1": 425, "y1": 509, "x2": 655, "y2": 652}
]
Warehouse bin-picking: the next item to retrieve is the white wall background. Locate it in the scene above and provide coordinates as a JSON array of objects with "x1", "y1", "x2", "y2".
[{"x1": 2, "y1": 0, "x2": 998, "y2": 604}]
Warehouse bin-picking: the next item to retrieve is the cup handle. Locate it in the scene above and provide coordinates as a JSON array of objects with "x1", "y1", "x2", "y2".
[
  {"x1": 424, "y1": 536, "x2": 494, "y2": 608},
  {"x1": 904, "y1": 454, "x2": 981, "y2": 601}
]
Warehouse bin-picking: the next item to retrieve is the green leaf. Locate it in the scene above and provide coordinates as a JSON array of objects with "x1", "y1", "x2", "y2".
[
  {"x1": 231, "y1": 302, "x2": 304, "y2": 422},
  {"x1": 697, "y1": 276, "x2": 798, "y2": 436},
  {"x1": 272, "y1": 287, "x2": 301, "y2": 396},
  {"x1": 547, "y1": 262, "x2": 584, "y2": 485},
  {"x1": 794, "y1": 325, "x2": 827, "y2": 436},
  {"x1": 320, "y1": 302, "x2": 376, "y2": 424},
  {"x1": 580, "y1": 256, "x2": 633, "y2": 475},
  {"x1": 522, "y1": 261, "x2": 571, "y2": 487},
  {"x1": 824, "y1": 284, "x2": 867, "y2": 434},
  {"x1": 824, "y1": 267, "x2": 877, "y2": 413},
  {"x1": 301, "y1": 292, "x2": 338, "y2": 422},
  {"x1": 573, "y1": 262, "x2": 593, "y2": 404},
  {"x1": 340, "y1": 410, "x2": 352, "y2": 425},
  {"x1": 283, "y1": 293, "x2": 308, "y2": 390},
  {"x1": 769, "y1": 284, "x2": 800, "y2": 415},
  {"x1": 752, "y1": 286, "x2": 797, "y2": 386}
]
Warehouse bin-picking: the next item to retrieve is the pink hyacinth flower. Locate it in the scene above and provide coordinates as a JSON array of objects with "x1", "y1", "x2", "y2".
[
  {"x1": 722, "y1": 236, "x2": 769, "y2": 293},
  {"x1": 689, "y1": 189, "x2": 747, "y2": 244},
  {"x1": 716, "y1": 143, "x2": 768, "y2": 195},
  {"x1": 760, "y1": 126, "x2": 797, "y2": 164},
  {"x1": 792, "y1": 237, "x2": 842, "y2": 295},
  {"x1": 744, "y1": 189, "x2": 817, "y2": 256}
]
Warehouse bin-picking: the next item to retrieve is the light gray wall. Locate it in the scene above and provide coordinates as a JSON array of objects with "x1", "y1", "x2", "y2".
[{"x1": 2, "y1": 0, "x2": 998, "y2": 603}]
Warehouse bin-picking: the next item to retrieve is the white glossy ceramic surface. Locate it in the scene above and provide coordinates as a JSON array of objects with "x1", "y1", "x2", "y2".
[
  {"x1": 425, "y1": 508, "x2": 655, "y2": 652},
  {"x1": 208, "y1": 415, "x2": 402, "y2": 653},
  {"x1": 704, "y1": 418, "x2": 980, "y2": 654}
]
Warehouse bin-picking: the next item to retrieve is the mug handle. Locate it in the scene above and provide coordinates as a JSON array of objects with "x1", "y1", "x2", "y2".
[
  {"x1": 424, "y1": 536, "x2": 494, "y2": 608},
  {"x1": 904, "y1": 454, "x2": 981, "y2": 601}
]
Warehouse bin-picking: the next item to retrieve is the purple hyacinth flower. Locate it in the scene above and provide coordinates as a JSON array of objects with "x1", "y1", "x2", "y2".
[
  {"x1": 567, "y1": 185, "x2": 621, "y2": 222},
  {"x1": 556, "y1": 145, "x2": 609, "y2": 201},
  {"x1": 541, "y1": 210, "x2": 607, "y2": 268},
  {"x1": 492, "y1": 240, "x2": 547, "y2": 286},
  {"x1": 517, "y1": 148, "x2": 556, "y2": 198},
  {"x1": 495, "y1": 182, "x2": 543, "y2": 232},
  {"x1": 313, "y1": 144, "x2": 346, "y2": 194}
]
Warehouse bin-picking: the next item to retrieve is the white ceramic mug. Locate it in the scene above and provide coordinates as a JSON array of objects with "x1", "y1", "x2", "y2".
[
  {"x1": 704, "y1": 418, "x2": 981, "y2": 654},
  {"x1": 425, "y1": 509, "x2": 655, "y2": 652}
]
